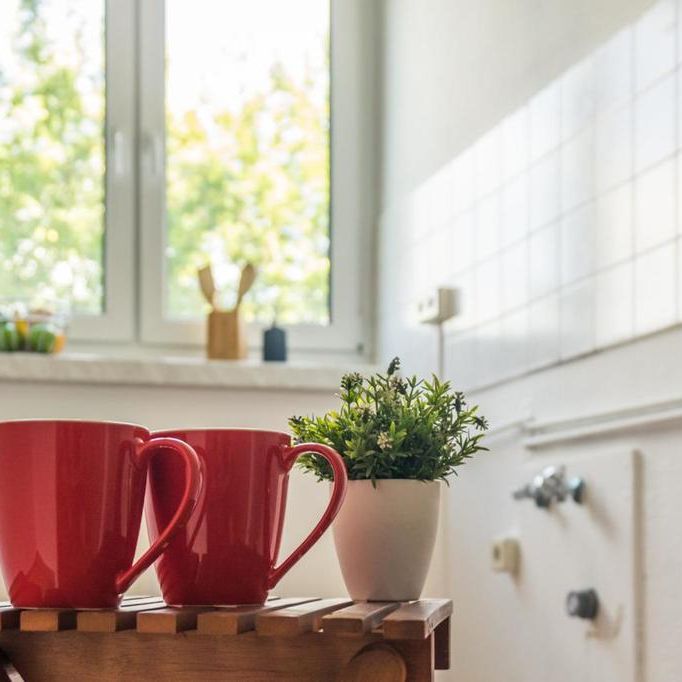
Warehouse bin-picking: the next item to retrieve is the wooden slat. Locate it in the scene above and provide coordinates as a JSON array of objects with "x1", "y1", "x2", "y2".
[
  {"x1": 382, "y1": 599, "x2": 452, "y2": 640},
  {"x1": 322, "y1": 602, "x2": 402, "y2": 636},
  {"x1": 197, "y1": 597, "x2": 320, "y2": 635},
  {"x1": 256, "y1": 598, "x2": 353, "y2": 637},
  {"x1": 20, "y1": 610, "x2": 77, "y2": 632},
  {"x1": 137, "y1": 607, "x2": 208, "y2": 634},
  {"x1": 77, "y1": 598, "x2": 167, "y2": 632},
  {"x1": 0, "y1": 606, "x2": 19, "y2": 632}
]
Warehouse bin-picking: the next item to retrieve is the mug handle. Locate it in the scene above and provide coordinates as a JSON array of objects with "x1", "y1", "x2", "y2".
[
  {"x1": 267, "y1": 443, "x2": 348, "y2": 589},
  {"x1": 115, "y1": 437, "x2": 202, "y2": 595}
]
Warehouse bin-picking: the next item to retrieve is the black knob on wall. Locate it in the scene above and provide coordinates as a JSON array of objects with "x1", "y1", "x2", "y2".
[{"x1": 566, "y1": 589, "x2": 599, "y2": 620}]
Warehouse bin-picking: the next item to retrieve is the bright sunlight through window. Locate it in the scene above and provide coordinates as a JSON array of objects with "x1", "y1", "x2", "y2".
[{"x1": 165, "y1": 0, "x2": 331, "y2": 325}]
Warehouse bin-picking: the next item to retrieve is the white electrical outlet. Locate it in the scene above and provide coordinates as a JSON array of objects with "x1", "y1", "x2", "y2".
[
  {"x1": 416, "y1": 287, "x2": 458, "y2": 325},
  {"x1": 491, "y1": 537, "x2": 520, "y2": 574}
]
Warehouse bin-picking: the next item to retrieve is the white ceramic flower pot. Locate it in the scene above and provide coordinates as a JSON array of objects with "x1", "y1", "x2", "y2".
[{"x1": 332, "y1": 479, "x2": 441, "y2": 601}]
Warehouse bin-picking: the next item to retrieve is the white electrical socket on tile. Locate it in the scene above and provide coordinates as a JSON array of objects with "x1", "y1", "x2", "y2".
[
  {"x1": 491, "y1": 537, "x2": 520, "y2": 574},
  {"x1": 416, "y1": 287, "x2": 458, "y2": 325}
]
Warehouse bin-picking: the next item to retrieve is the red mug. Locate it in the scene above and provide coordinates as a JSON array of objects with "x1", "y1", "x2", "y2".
[
  {"x1": 0, "y1": 420, "x2": 201, "y2": 608},
  {"x1": 146, "y1": 428, "x2": 348, "y2": 605}
]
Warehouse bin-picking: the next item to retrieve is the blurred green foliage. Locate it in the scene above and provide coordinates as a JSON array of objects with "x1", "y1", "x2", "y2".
[
  {"x1": 0, "y1": 0, "x2": 105, "y2": 314},
  {"x1": 167, "y1": 61, "x2": 330, "y2": 324}
]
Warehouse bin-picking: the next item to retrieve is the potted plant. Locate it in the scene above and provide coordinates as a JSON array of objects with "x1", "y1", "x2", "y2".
[{"x1": 289, "y1": 357, "x2": 488, "y2": 601}]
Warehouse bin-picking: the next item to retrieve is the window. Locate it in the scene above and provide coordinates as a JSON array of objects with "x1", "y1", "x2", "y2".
[{"x1": 1, "y1": 0, "x2": 373, "y2": 357}]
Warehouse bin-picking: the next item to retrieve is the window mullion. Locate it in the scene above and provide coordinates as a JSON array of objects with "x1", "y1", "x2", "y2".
[{"x1": 69, "y1": 0, "x2": 137, "y2": 342}]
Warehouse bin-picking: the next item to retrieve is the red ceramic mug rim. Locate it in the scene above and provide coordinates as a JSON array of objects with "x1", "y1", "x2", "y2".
[
  {"x1": 0, "y1": 418, "x2": 149, "y2": 430},
  {"x1": 153, "y1": 427, "x2": 290, "y2": 436}
]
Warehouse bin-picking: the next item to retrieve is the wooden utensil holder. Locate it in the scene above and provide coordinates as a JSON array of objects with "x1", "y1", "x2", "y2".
[{"x1": 207, "y1": 309, "x2": 247, "y2": 360}]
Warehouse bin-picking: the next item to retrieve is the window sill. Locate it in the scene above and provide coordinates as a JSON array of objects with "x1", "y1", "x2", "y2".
[{"x1": 0, "y1": 352, "x2": 374, "y2": 392}]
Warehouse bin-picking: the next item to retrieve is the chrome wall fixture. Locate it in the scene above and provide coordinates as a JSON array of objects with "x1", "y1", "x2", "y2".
[{"x1": 512, "y1": 465, "x2": 585, "y2": 508}]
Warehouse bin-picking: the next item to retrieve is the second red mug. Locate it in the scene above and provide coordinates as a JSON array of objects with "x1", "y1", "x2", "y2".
[{"x1": 146, "y1": 428, "x2": 348, "y2": 605}]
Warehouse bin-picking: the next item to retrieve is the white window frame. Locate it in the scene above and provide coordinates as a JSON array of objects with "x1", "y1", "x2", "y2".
[
  {"x1": 135, "y1": 0, "x2": 375, "y2": 358},
  {"x1": 68, "y1": 0, "x2": 137, "y2": 342}
]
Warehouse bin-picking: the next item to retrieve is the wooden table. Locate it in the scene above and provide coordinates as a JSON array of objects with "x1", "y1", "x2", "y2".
[{"x1": 0, "y1": 595, "x2": 452, "y2": 681}]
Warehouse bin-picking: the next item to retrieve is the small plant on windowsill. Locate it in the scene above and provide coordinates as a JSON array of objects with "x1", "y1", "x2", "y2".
[{"x1": 289, "y1": 357, "x2": 488, "y2": 601}]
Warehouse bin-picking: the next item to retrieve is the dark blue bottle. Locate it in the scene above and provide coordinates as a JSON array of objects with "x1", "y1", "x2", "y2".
[{"x1": 263, "y1": 324, "x2": 287, "y2": 362}]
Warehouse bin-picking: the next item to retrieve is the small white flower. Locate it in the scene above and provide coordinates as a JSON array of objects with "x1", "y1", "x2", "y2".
[{"x1": 377, "y1": 431, "x2": 392, "y2": 450}]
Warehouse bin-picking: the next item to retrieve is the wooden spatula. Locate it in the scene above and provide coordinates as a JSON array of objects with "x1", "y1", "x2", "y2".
[
  {"x1": 198, "y1": 265, "x2": 216, "y2": 308},
  {"x1": 234, "y1": 263, "x2": 256, "y2": 310}
]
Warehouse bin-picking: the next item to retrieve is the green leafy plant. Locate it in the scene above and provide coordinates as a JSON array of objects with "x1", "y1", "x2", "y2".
[{"x1": 289, "y1": 358, "x2": 489, "y2": 483}]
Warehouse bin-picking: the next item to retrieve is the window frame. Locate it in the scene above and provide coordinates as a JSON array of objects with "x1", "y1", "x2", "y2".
[
  {"x1": 133, "y1": 0, "x2": 375, "y2": 357},
  {"x1": 59, "y1": 0, "x2": 137, "y2": 343}
]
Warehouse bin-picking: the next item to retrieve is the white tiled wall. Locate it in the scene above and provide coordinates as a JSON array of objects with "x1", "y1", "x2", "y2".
[{"x1": 378, "y1": 0, "x2": 682, "y2": 390}]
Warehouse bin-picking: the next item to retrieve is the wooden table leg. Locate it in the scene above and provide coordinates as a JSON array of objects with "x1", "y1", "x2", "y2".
[{"x1": 434, "y1": 617, "x2": 450, "y2": 670}]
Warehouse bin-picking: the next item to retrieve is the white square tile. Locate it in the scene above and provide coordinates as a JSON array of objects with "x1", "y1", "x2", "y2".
[
  {"x1": 415, "y1": 236, "x2": 437, "y2": 293},
  {"x1": 452, "y1": 210, "x2": 475, "y2": 274},
  {"x1": 561, "y1": 58, "x2": 596, "y2": 140},
  {"x1": 411, "y1": 183, "x2": 434, "y2": 241},
  {"x1": 560, "y1": 277, "x2": 596, "y2": 359},
  {"x1": 501, "y1": 241, "x2": 529, "y2": 311},
  {"x1": 530, "y1": 83, "x2": 561, "y2": 162},
  {"x1": 502, "y1": 107, "x2": 529, "y2": 180},
  {"x1": 429, "y1": 165, "x2": 453, "y2": 228},
  {"x1": 449, "y1": 269, "x2": 476, "y2": 330},
  {"x1": 595, "y1": 182, "x2": 634, "y2": 269},
  {"x1": 445, "y1": 331, "x2": 477, "y2": 389},
  {"x1": 595, "y1": 103, "x2": 633, "y2": 193},
  {"x1": 529, "y1": 152, "x2": 561, "y2": 230},
  {"x1": 595, "y1": 262, "x2": 634, "y2": 347},
  {"x1": 634, "y1": 156, "x2": 676, "y2": 252},
  {"x1": 678, "y1": 0, "x2": 682, "y2": 65},
  {"x1": 475, "y1": 128, "x2": 502, "y2": 198},
  {"x1": 529, "y1": 222, "x2": 560, "y2": 299},
  {"x1": 475, "y1": 319, "x2": 502, "y2": 387},
  {"x1": 561, "y1": 126, "x2": 595, "y2": 212},
  {"x1": 499, "y1": 308, "x2": 529, "y2": 379},
  {"x1": 431, "y1": 225, "x2": 454, "y2": 284},
  {"x1": 634, "y1": 72, "x2": 676, "y2": 173},
  {"x1": 500, "y1": 173, "x2": 529, "y2": 247},
  {"x1": 595, "y1": 27, "x2": 633, "y2": 113},
  {"x1": 677, "y1": 68, "x2": 682, "y2": 157},
  {"x1": 678, "y1": 153, "x2": 682, "y2": 237},
  {"x1": 451, "y1": 149, "x2": 475, "y2": 215},
  {"x1": 561, "y1": 202, "x2": 595, "y2": 286},
  {"x1": 634, "y1": 0, "x2": 677, "y2": 92},
  {"x1": 634, "y1": 243, "x2": 677, "y2": 333},
  {"x1": 475, "y1": 256, "x2": 501, "y2": 323},
  {"x1": 528, "y1": 294, "x2": 560, "y2": 369},
  {"x1": 475, "y1": 194, "x2": 500, "y2": 260},
  {"x1": 678, "y1": 238, "x2": 682, "y2": 320}
]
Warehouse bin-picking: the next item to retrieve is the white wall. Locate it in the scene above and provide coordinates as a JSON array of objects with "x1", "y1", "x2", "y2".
[
  {"x1": 0, "y1": 380, "x2": 348, "y2": 601},
  {"x1": 377, "y1": 0, "x2": 682, "y2": 680}
]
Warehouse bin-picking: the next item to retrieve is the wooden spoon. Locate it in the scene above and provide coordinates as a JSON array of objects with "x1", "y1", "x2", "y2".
[
  {"x1": 234, "y1": 263, "x2": 256, "y2": 310},
  {"x1": 197, "y1": 265, "x2": 216, "y2": 308}
]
